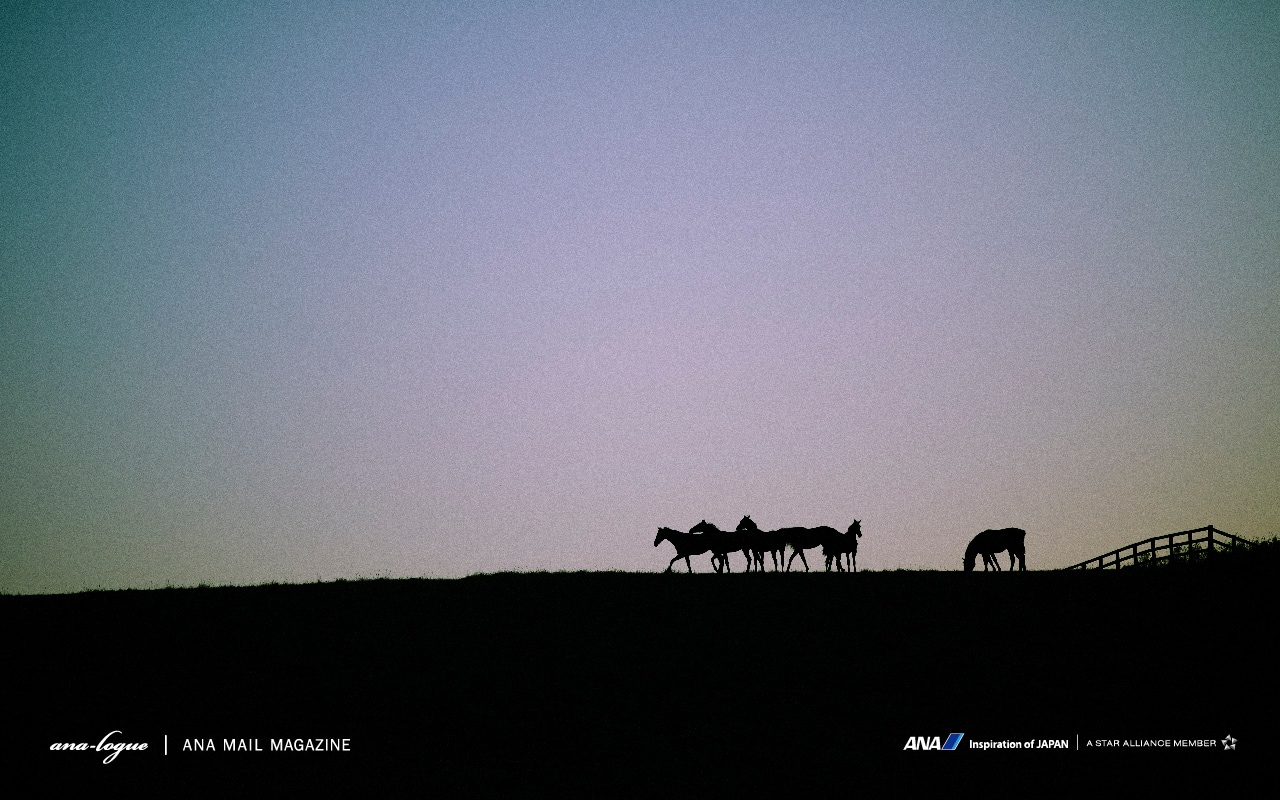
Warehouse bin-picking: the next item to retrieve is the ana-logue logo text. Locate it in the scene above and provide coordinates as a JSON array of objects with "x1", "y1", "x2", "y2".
[{"x1": 50, "y1": 731, "x2": 147, "y2": 764}]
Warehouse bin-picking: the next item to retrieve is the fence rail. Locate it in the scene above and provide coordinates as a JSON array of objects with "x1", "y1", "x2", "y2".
[{"x1": 1065, "y1": 526, "x2": 1254, "y2": 570}]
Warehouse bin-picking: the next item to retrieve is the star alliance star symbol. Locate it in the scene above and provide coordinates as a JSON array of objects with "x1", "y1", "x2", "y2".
[{"x1": 1222, "y1": 735, "x2": 1236, "y2": 750}]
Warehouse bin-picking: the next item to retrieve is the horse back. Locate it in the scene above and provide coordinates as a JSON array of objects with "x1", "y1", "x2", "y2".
[
  {"x1": 707, "y1": 530, "x2": 748, "y2": 555},
  {"x1": 670, "y1": 530, "x2": 713, "y2": 557},
  {"x1": 977, "y1": 527, "x2": 1026, "y2": 552},
  {"x1": 781, "y1": 526, "x2": 836, "y2": 550}
]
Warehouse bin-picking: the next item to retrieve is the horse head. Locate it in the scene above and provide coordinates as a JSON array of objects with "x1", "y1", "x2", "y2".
[
  {"x1": 736, "y1": 515, "x2": 758, "y2": 532},
  {"x1": 655, "y1": 527, "x2": 677, "y2": 547},
  {"x1": 690, "y1": 519, "x2": 717, "y2": 534},
  {"x1": 847, "y1": 519, "x2": 862, "y2": 537}
]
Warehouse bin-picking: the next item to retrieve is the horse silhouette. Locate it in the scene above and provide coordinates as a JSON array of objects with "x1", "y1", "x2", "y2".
[
  {"x1": 822, "y1": 520, "x2": 862, "y2": 572},
  {"x1": 654, "y1": 527, "x2": 713, "y2": 573},
  {"x1": 737, "y1": 515, "x2": 786, "y2": 571},
  {"x1": 963, "y1": 528, "x2": 1027, "y2": 571},
  {"x1": 729, "y1": 515, "x2": 771, "y2": 572},
  {"x1": 783, "y1": 525, "x2": 845, "y2": 572},
  {"x1": 689, "y1": 519, "x2": 753, "y2": 573}
]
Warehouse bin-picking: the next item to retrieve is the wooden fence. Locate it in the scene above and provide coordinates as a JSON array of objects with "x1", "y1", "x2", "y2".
[{"x1": 1066, "y1": 525, "x2": 1254, "y2": 570}]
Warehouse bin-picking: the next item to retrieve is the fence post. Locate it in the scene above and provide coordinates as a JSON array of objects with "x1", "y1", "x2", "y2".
[{"x1": 1207, "y1": 525, "x2": 1215, "y2": 556}]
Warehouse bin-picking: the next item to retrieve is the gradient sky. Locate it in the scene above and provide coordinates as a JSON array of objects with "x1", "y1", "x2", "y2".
[{"x1": 2, "y1": 1, "x2": 1277, "y2": 593}]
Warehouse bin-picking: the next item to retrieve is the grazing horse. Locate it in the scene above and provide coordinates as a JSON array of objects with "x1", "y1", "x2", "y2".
[
  {"x1": 963, "y1": 528, "x2": 1027, "y2": 572},
  {"x1": 784, "y1": 525, "x2": 843, "y2": 572},
  {"x1": 689, "y1": 519, "x2": 753, "y2": 573},
  {"x1": 654, "y1": 527, "x2": 713, "y2": 573},
  {"x1": 822, "y1": 520, "x2": 863, "y2": 572}
]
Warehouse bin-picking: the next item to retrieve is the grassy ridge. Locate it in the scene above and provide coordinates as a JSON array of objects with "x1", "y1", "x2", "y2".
[{"x1": 6, "y1": 559, "x2": 1274, "y2": 789}]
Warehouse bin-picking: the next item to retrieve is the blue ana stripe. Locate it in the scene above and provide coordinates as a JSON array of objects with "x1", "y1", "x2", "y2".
[{"x1": 943, "y1": 733, "x2": 964, "y2": 750}]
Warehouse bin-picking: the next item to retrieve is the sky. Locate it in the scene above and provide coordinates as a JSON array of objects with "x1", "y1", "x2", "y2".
[{"x1": 2, "y1": 1, "x2": 1277, "y2": 593}]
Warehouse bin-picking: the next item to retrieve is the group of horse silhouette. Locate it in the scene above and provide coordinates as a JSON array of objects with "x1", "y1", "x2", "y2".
[
  {"x1": 654, "y1": 517, "x2": 1028, "y2": 573},
  {"x1": 654, "y1": 516, "x2": 862, "y2": 573}
]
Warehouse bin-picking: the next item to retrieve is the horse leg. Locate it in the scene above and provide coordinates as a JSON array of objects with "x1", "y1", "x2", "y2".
[
  {"x1": 799, "y1": 550, "x2": 810, "y2": 572},
  {"x1": 786, "y1": 550, "x2": 797, "y2": 572}
]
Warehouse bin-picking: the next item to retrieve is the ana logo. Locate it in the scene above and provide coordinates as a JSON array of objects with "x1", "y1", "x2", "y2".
[
  {"x1": 904, "y1": 733, "x2": 964, "y2": 751},
  {"x1": 49, "y1": 731, "x2": 149, "y2": 764}
]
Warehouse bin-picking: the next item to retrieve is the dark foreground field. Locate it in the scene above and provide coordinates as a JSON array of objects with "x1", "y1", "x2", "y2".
[{"x1": 6, "y1": 559, "x2": 1275, "y2": 791}]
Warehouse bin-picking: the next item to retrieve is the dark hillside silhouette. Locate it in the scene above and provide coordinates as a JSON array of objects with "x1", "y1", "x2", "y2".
[{"x1": 7, "y1": 565, "x2": 1271, "y2": 792}]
